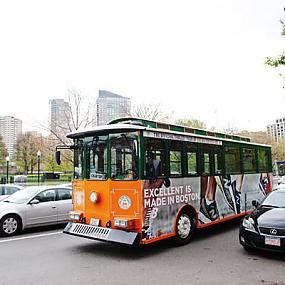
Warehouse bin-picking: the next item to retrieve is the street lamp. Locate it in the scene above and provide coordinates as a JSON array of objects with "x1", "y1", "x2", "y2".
[
  {"x1": 37, "y1": 150, "x2": 41, "y2": 185},
  {"x1": 5, "y1": 156, "x2": 9, "y2": 184}
]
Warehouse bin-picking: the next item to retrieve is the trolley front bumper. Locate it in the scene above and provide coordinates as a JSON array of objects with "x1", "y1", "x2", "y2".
[{"x1": 63, "y1": 222, "x2": 139, "y2": 246}]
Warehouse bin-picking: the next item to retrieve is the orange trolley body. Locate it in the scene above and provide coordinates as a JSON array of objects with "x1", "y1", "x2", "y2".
[{"x1": 62, "y1": 118, "x2": 272, "y2": 246}]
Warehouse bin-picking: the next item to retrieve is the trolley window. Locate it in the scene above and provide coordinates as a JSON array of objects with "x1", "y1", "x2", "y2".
[
  {"x1": 169, "y1": 141, "x2": 183, "y2": 176},
  {"x1": 225, "y1": 146, "x2": 241, "y2": 174},
  {"x1": 186, "y1": 144, "x2": 198, "y2": 175},
  {"x1": 110, "y1": 133, "x2": 138, "y2": 180},
  {"x1": 86, "y1": 136, "x2": 108, "y2": 180},
  {"x1": 200, "y1": 146, "x2": 211, "y2": 175},
  {"x1": 144, "y1": 138, "x2": 166, "y2": 179},
  {"x1": 258, "y1": 149, "x2": 270, "y2": 172},
  {"x1": 213, "y1": 147, "x2": 223, "y2": 175},
  {"x1": 243, "y1": 148, "x2": 257, "y2": 173},
  {"x1": 74, "y1": 140, "x2": 83, "y2": 179}
]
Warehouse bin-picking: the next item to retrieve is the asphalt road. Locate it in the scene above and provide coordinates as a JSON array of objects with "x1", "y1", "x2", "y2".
[{"x1": 0, "y1": 220, "x2": 284, "y2": 285}]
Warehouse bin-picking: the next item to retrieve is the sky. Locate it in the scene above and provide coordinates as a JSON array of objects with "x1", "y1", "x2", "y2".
[{"x1": 0, "y1": 0, "x2": 284, "y2": 133}]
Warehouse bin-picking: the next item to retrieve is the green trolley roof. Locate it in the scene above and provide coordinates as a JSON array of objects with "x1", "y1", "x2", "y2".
[{"x1": 108, "y1": 117, "x2": 251, "y2": 143}]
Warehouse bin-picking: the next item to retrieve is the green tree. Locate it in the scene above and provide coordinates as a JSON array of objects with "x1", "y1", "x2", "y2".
[
  {"x1": 265, "y1": 20, "x2": 285, "y2": 69},
  {"x1": 236, "y1": 131, "x2": 272, "y2": 145},
  {"x1": 43, "y1": 135, "x2": 72, "y2": 172},
  {"x1": 174, "y1": 118, "x2": 206, "y2": 129},
  {"x1": 271, "y1": 139, "x2": 285, "y2": 162},
  {"x1": 0, "y1": 135, "x2": 8, "y2": 170},
  {"x1": 14, "y1": 133, "x2": 44, "y2": 174}
]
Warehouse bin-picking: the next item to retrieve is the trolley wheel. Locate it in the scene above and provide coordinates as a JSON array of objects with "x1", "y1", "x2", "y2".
[
  {"x1": 173, "y1": 209, "x2": 196, "y2": 246},
  {"x1": 0, "y1": 214, "x2": 22, "y2": 237}
]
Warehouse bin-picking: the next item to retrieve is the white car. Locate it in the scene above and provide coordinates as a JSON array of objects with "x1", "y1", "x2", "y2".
[
  {"x1": 278, "y1": 176, "x2": 285, "y2": 185},
  {"x1": 273, "y1": 183, "x2": 285, "y2": 191},
  {"x1": 0, "y1": 184, "x2": 23, "y2": 202},
  {"x1": 0, "y1": 185, "x2": 72, "y2": 237}
]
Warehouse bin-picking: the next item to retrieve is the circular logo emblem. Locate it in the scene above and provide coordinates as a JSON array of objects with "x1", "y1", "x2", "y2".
[
  {"x1": 118, "y1": 195, "x2": 131, "y2": 210},
  {"x1": 270, "y1": 229, "x2": 277, "y2": 235}
]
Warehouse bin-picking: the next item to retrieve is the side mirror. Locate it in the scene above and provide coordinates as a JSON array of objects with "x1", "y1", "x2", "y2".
[
  {"x1": 252, "y1": 200, "x2": 259, "y2": 208},
  {"x1": 55, "y1": 150, "x2": 61, "y2": 165},
  {"x1": 30, "y1": 199, "x2": 40, "y2": 205}
]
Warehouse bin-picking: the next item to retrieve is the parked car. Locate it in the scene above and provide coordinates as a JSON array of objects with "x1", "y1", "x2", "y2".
[
  {"x1": 273, "y1": 183, "x2": 285, "y2": 191},
  {"x1": 0, "y1": 185, "x2": 72, "y2": 237},
  {"x1": 0, "y1": 184, "x2": 23, "y2": 202},
  {"x1": 239, "y1": 188, "x2": 285, "y2": 252},
  {"x1": 278, "y1": 176, "x2": 285, "y2": 185}
]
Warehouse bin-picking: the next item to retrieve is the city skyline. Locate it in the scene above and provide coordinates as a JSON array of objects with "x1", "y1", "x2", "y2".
[{"x1": 1, "y1": 90, "x2": 285, "y2": 135}]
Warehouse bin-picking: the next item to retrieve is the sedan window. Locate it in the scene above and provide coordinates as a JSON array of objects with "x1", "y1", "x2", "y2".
[
  {"x1": 4, "y1": 187, "x2": 19, "y2": 195},
  {"x1": 57, "y1": 189, "x2": 72, "y2": 200},
  {"x1": 4, "y1": 187, "x2": 39, "y2": 204},
  {"x1": 35, "y1": 190, "x2": 56, "y2": 203}
]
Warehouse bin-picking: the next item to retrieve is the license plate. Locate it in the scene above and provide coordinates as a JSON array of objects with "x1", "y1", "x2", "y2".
[
  {"x1": 90, "y1": 218, "x2": 100, "y2": 226},
  {"x1": 265, "y1": 236, "x2": 281, "y2": 247}
]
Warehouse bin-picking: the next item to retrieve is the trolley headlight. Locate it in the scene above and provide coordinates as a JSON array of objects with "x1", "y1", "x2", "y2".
[
  {"x1": 89, "y1": 191, "x2": 99, "y2": 203},
  {"x1": 69, "y1": 211, "x2": 83, "y2": 221},
  {"x1": 242, "y1": 217, "x2": 257, "y2": 233},
  {"x1": 114, "y1": 218, "x2": 128, "y2": 228},
  {"x1": 113, "y1": 218, "x2": 138, "y2": 229}
]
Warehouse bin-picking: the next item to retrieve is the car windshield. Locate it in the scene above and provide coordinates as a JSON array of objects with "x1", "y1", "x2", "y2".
[
  {"x1": 4, "y1": 187, "x2": 40, "y2": 204},
  {"x1": 261, "y1": 191, "x2": 285, "y2": 208}
]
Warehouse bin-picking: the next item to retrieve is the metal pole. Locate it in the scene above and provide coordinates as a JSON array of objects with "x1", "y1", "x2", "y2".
[
  {"x1": 6, "y1": 160, "x2": 9, "y2": 184},
  {"x1": 37, "y1": 150, "x2": 41, "y2": 186},
  {"x1": 38, "y1": 156, "x2": 40, "y2": 185},
  {"x1": 5, "y1": 156, "x2": 9, "y2": 184}
]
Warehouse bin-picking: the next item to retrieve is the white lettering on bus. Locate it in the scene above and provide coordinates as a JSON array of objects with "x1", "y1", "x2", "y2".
[{"x1": 144, "y1": 184, "x2": 199, "y2": 207}]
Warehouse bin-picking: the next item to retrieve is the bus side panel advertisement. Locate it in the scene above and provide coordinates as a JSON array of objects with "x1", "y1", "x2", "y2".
[{"x1": 142, "y1": 173, "x2": 271, "y2": 241}]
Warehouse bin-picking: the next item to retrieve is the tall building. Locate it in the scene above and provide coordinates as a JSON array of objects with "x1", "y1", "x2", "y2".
[
  {"x1": 267, "y1": 117, "x2": 285, "y2": 142},
  {"x1": 49, "y1": 99, "x2": 71, "y2": 134},
  {"x1": 0, "y1": 116, "x2": 22, "y2": 158},
  {"x1": 95, "y1": 90, "x2": 131, "y2": 126}
]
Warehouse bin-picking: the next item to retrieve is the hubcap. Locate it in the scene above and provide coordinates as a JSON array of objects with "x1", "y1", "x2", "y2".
[
  {"x1": 3, "y1": 217, "x2": 18, "y2": 235},
  {"x1": 177, "y1": 214, "x2": 191, "y2": 239}
]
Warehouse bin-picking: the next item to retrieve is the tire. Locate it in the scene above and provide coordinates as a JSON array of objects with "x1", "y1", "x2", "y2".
[
  {"x1": 173, "y1": 210, "x2": 196, "y2": 246},
  {"x1": 242, "y1": 245, "x2": 253, "y2": 252},
  {"x1": 0, "y1": 214, "x2": 22, "y2": 237}
]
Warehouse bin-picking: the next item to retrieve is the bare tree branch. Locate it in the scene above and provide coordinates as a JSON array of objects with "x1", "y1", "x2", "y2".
[{"x1": 130, "y1": 103, "x2": 171, "y2": 122}]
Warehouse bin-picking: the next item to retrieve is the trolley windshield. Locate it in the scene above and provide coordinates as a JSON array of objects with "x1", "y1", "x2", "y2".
[{"x1": 73, "y1": 132, "x2": 139, "y2": 180}]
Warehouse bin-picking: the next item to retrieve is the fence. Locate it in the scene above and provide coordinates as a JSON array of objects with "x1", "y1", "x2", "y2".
[{"x1": 0, "y1": 173, "x2": 72, "y2": 186}]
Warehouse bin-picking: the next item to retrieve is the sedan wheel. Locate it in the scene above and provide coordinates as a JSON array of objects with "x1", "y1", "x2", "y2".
[{"x1": 0, "y1": 215, "x2": 21, "y2": 236}]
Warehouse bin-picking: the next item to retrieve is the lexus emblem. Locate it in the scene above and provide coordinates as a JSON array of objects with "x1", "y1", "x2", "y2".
[{"x1": 270, "y1": 229, "x2": 277, "y2": 235}]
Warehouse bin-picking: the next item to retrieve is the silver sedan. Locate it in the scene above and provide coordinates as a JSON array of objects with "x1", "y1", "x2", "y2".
[{"x1": 0, "y1": 185, "x2": 72, "y2": 237}]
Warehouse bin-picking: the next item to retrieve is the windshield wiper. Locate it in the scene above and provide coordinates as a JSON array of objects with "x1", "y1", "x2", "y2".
[{"x1": 3, "y1": 200, "x2": 12, "y2": 203}]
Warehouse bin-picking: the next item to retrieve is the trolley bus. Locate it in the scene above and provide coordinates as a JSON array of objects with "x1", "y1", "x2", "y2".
[{"x1": 58, "y1": 118, "x2": 272, "y2": 246}]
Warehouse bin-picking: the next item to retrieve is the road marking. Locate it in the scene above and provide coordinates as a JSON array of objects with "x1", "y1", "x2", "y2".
[{"x1": 0, "y1": 231, "x2": 62, "y2": 243}]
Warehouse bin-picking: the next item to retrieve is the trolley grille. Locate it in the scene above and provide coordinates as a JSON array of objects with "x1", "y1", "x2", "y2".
[{"x1": 72, "y1": 224, "x2": 111, "y2": 239}]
